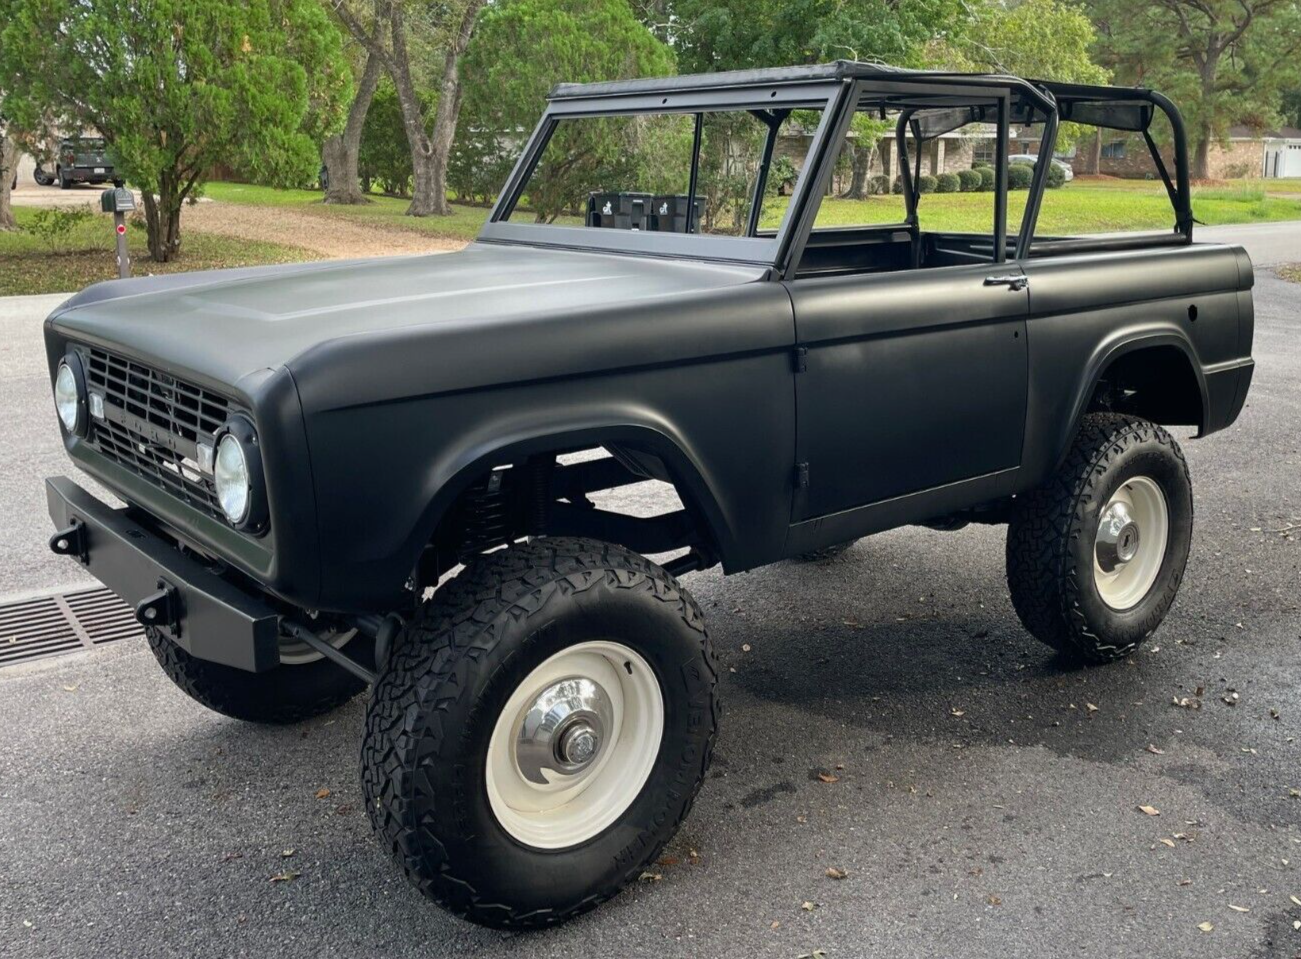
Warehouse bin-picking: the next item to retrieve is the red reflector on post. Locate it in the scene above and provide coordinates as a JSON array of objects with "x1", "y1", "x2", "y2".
[{"x1": 116, "y1": 224, "x2": 126, "y2": 235}]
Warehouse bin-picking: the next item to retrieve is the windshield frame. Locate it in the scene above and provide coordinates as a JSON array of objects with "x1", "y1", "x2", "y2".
[{"x1": 478, "y1": 80, "x2": 845, "y2": 266}]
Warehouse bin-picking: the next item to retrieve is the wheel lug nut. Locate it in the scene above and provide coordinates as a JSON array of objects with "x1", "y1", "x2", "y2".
[{"x1": 559, "y1": 724, "x2": 598, "y2": 765}]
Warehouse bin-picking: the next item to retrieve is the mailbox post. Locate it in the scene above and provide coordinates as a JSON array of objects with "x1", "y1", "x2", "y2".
[{"x1": 100, "y1": 182, "x2": 135, "y2": 279}]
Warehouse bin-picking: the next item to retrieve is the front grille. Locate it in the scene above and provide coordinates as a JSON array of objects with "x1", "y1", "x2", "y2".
[{"x1": 82, "y1": 346, "x2": 232, "y2": 521}]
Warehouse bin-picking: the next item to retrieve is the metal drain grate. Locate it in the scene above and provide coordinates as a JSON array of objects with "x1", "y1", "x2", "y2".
[{"x1": 0, "y1": 587, "x2": 141, "y2": 669}]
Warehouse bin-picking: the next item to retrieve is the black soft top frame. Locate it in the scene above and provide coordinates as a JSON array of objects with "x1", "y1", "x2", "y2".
[{"x1": 485, "y1": 64, "x2": 1195, "y2": 267}]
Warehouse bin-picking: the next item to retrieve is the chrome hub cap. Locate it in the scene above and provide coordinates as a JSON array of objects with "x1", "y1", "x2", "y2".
[
  {"x1": 1095, "y1": 501, "x2": 1141, "y2": 572},
  {"x1": 515, "y1": 677, "x2": 613, "y2": 783},
  {"x1": 1093, "y1": 476, "x2": 1169, "y2": 610},
  {"x1": 486, "y1": 641, "x2": 664, "y2": 849}
]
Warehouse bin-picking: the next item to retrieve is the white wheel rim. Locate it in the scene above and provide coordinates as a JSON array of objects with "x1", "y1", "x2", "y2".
[
  {"x1": 1093, "y1": 475, "x2": 1169, "y2": 610},
  {"x1": 485, "y1": 640, "x2": 664, "y2": 849}
]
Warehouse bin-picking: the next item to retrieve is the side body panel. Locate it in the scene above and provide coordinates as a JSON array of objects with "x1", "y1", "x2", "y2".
[
  {"x1": 292, "y1": 282, "x2": 798, "y2": 612},
  {"x1": 1018, "y1": 243, "x2": 1255, "y2": 487},
  {"x1": 784, "y1": 262, "x2": 1029, "y2": 550}
]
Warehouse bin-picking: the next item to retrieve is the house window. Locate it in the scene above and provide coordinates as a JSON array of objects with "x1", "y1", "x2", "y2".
[{"x1": 1101, "y1": 140, "x2": 1127, "y2": 159}]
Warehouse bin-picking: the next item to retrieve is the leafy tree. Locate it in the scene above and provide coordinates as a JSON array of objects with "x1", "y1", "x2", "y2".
[
  {"x1": 0, "y1": 0, "x2": 351, "y2": 261},
  {"x1": 1086, "y1": 0, "x2": 1301, "y2": 178},
  {"x1": 1283, "y1": 87, "x2": 1301, "y2": 129},
  {"x1": 458, "y1": 0, "x2": 676, "y2": 214},
  {"x1": 948, "y1": 0, "x2": 1109, "y2": 85},
  {"x1": 664, "y1": 0, "x2": 965, "y2": 75},
  {"x1": 334, "y1": 0, "x2": 489, "y2": 216}
]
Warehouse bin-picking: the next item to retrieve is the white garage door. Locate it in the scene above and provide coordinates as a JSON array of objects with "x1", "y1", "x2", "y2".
[{"x1": 1283, "y1": 143, "x2": 1301, "y2": 178}]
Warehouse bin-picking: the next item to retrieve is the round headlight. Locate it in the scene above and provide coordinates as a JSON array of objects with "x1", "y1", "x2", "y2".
[
  {"x1": 214, "y1": 432, "x2": 251, "y2": 525},
  {"x1": 55, "y1": 360, "x2": 83, "y2": 434}
]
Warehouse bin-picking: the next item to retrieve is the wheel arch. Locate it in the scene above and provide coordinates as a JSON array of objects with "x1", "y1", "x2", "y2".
[
  {"x1": 408, "y1": 419, "x2": 738, "y2": 575},
  {"x1": 1056, "y1": 331, "x2": 1208, "y2": 469}
]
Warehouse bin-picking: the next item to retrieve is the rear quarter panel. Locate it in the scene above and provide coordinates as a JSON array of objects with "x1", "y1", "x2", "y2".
[{"x1": 1019, "y1": 242, "x2": 1253, "y2": 486}]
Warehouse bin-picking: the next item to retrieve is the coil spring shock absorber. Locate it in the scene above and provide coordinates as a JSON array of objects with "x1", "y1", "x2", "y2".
[
  {"x1": 525, "y1": 456, "x2": 555, "y2": 536},
  {"x1": 458, "y1": 470, "x2": 510, "y2": 561}
]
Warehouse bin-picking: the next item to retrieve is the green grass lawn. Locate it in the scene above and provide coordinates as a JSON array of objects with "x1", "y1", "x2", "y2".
[
  {"x1": 204, "y1": 182, "x2": 491, "y2": 241},
  {"x1": 765, "y1": 178, "x2": 1301, "y2": 234},
  {"x1": 0, "y1": 207, "x2": 318, "y2": 296},
  {"x1": 206, "y1": 177, "x2": 1301, "y2": 247}
]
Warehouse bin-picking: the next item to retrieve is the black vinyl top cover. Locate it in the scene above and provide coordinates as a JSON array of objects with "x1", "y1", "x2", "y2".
[
  {"x1": 1059, "y1": 100, "x2": 1154, "y2": 132},
  {"x1": 553, "y1": 60, "x2": 948, "y2": 99}
]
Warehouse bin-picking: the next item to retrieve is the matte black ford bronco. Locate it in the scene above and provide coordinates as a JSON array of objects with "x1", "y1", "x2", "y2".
[{"x1": 43, "y1": 63, "x2": 1254, "y2": 927}]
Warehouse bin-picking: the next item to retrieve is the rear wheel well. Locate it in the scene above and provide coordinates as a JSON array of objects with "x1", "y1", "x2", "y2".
[
  {"x1": 1087, "y1": 345, "x2": 1203, "y2": 429},
  {"x1": 416, "y1": 445, "x2": 719, "y2": 591}
]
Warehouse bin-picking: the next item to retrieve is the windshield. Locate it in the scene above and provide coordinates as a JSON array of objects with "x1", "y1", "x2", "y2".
[{"x1": 499, "y1": 106, "x2": 827, "y2": 241}]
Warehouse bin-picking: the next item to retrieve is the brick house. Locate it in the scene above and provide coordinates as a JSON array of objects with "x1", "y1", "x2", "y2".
[{"x1": 1070, "y1": 125, "x2": 1301, "y2": 179}]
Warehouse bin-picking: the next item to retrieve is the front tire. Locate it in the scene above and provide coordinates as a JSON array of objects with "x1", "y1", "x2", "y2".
[
  {"x1": 362, "y1": 537, "x2": 718, "y2": 928},
  {"x1": 146, "y1": 627, "x2": 367, "y2": 723},
  {"x1": 1006, "y1": 413, "x2": 1193, "y2": 664}
]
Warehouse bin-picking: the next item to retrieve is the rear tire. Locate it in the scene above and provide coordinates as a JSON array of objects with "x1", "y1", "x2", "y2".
[
  {"x1": 146, "y1": 627, "x2": 367, "y2": 724},
  {"x1": 1006, "y1": 413, "x2": 1193, "y2": 664},
  {"x1": 362, "y1": 537, "x2": 718, "y2": 928},
  {"x1": 57, "y1": 168, "x2": 70, "y2": 189}
]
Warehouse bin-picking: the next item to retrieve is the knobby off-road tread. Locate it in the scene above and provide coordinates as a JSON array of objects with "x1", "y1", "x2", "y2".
[
  {"x1": 1006, "y1": 413, "x2": 1192, "y2": 664},
  {"x1": 361, "y1": 536, "x2": 718, "y2": 929},
  {"x1": 146, "y1": 628, "x2": 365, "y2": 724}
]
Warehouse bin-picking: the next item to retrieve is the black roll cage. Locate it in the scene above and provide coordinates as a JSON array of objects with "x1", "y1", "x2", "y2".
[{"x1": 479, "y1": 65, "x2": 1195, "y2": 273}]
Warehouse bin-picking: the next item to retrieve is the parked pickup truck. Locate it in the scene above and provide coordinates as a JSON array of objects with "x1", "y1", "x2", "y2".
[
  {"x1": 42, "y1": 62, "x2": 1254, "y2": 928},
  {"x1": 53, "y1": 135, "x2": 114, "y2": 188}
]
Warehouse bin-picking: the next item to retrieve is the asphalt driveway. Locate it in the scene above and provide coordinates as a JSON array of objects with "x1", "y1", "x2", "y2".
[{"x1": 1, "y1": 225, "x2": 1299, "y2": 959}]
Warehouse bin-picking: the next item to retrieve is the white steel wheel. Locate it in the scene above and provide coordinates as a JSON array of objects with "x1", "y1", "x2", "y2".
[
  {"x1": 485, "y1": 640, "x2": 664, "y2": 850},
  {"x1": 1093, "y1": 475, "x2": 1169, "y2": 611}
]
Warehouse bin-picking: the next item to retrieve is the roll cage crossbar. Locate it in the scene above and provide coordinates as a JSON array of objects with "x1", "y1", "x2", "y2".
[{"x1": 481, "y1": 62, "x2": 1195, "y2": 269}]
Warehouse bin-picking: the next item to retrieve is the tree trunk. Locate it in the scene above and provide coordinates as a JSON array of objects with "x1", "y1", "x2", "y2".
[
  {"x1": 1192, "y1": 53, "x2": 1221, "y2": 181},
  {"x1": 841, "y1": 145, "x2": 871, "y2": 199},
  {"x1": 422, "y1": 0, "x2": 488, "y2": 217},
  {"x1": 323, "y1": 52, "x2": 382, "y2": 205},
  {"x1": 1087, "y1": 129, "x2": 1102, "y2": 175},
  {"x1": 1192, "y1": 129, "x2": 1212, "y2": 180},
  {"x1": 142, "y1": 174, "x2": 183, "y2": 262},
  {"x1": 0, "y1": 133, "x2": 17, "y2": 231}
]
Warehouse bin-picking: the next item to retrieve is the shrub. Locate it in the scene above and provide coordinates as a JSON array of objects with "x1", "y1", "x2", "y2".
[
  {"x1": 1045, "y1": 162, "x2": 1066, "y2": 189},
  {"x1": 918, "y1": 174, "x2": 937, "y2": 194},
  {"x1": 957, "y1": 168, "x2": 982, "y2": 192},
  {"x1": 891, "y1": 176, "x2": 905, "y2": 194},
  {"x1": 1008, "y1": 163, "x2": 1033, "y2": 190},
  {"x1": 869, "y1": 174, "x2": 891, "y2": 196},
  {"x1": 25, "y1": 206, "x2": 95, "y2": 254},
  {"x1": 766, "y1": 155, "x2": 799, "y2": 197},
  {"x1": 972, "y1": 160, "x2": 991, "y2": 170},
  {"x1": 978, "y1": 167, "x2": 996, "y2": 191},
  {"x1": 935, "y1": 172, "x2": 960, "y2": 193}
]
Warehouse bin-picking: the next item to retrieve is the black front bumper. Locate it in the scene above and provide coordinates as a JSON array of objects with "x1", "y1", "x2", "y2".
[{"x1": 46, "y1": 476, "x2": 280, "y2": 672}]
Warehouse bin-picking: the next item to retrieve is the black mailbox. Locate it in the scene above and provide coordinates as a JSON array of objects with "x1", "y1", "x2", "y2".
[{"x1": 100, "y1": 186, "x2": 136, "y2": 214}]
